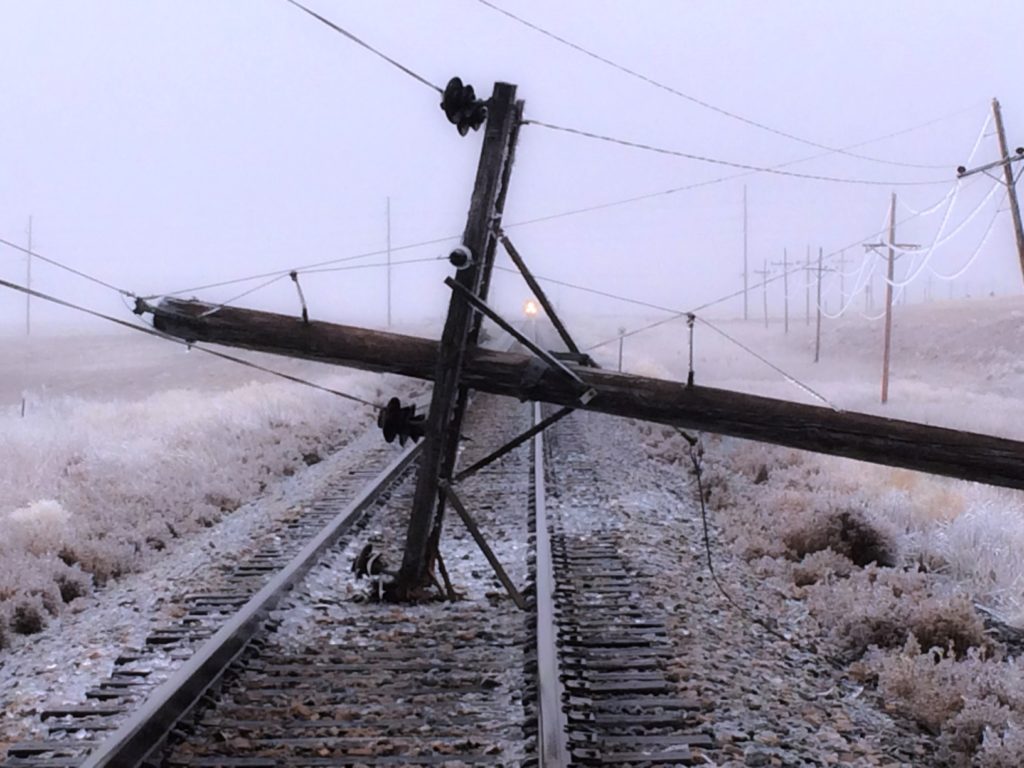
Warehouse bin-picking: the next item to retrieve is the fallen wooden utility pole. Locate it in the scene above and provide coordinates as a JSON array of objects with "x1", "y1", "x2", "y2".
[{"x1": 148, "y1": 297, "x2": 1024, "y2": 492}]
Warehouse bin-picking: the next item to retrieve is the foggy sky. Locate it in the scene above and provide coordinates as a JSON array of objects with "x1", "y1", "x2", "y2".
[{"x1": 1, "y1": 1, "x2": 1021, "y2": 337}]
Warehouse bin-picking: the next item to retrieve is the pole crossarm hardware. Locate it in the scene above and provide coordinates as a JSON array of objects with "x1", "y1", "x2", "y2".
[
  {"x1": 453, "y1": 406, "x2": 575, "y2": 484},
  {"x1": 148, "y1": 297, "x2": 1024, "y2": 493},
  {"x1": 445, "y1": 277, "x2": 597, "y2": 404},
  {"x1": 957, "y1": 98, "x2": 1024, "y2": 283},
  {"x1": 498, "y1": 232, "x2": 582, "y2": 356}
]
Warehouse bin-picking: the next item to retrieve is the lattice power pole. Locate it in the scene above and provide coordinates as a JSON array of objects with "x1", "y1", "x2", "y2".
[{"x1": 958, "y1": 98, "x2": 1024, "y2": 284}]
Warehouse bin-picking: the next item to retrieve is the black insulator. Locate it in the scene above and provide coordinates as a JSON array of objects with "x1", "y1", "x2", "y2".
[
  {"x1": 441, "y1": 76, "x2": 487, "y2": 136},
  {"x1": 377, "y1": 397, "x2": 426, "y2": 446}
]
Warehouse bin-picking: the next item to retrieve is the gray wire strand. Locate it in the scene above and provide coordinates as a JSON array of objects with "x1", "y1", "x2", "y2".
[
  {"x1": 284, "y1": 0, "x2": 442, "y2": 93},
  {"x1": 524, "y1": 120, "x2": 949, "y2": 187},
  {"x1": 0, "y1": 236, "x2": 134, "y2": 297},
  {"x1": 695, "y1": 316, "x2": 842, "y2": 411},
  {"x1": 0, "y1": 277, "x2": 381, "y2": 408},
  {"x1": 476, "y1": 0, "x2": 951, "y2": 171}
]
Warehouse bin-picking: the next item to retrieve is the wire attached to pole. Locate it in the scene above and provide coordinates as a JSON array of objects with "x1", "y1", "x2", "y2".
[
  {"x1": 290, "y1": 270, "x2": 310, "y2": 324},
  {"x1": 283, "y1": 0, "x2": 442, "y2": 93}
]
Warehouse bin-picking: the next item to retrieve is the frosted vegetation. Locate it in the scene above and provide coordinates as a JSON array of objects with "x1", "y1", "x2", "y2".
[
  {"x1": 592, "y1": 294, "x2": 1024, "y2": 767},
  {"x1": 0, "y1": 332, "x2": 390, "y2": 649},
  {"x1": 1, "y1": 296, "x2": 1022, "y2": 765}
]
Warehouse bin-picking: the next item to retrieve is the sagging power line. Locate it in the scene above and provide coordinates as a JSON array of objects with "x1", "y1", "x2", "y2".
[{"x1": 475, "y1": 0, "x2": 952, "y2": 171}]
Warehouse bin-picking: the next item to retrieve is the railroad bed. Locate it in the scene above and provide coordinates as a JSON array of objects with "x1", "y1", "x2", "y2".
[{"x1": 2, "y1": 393, "x2": 941, "y2": 767}]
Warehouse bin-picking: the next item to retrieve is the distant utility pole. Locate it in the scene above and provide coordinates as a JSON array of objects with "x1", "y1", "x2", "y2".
[
  {"x1": 804, "y1": 246, "x2": 811, "y2": 326},
  {"x1": 770, "y1": 248, "x2": 790, "y2": 334},
  {"x1": 864, "y1": 195, "x2": 920, "y2": 403},
  {"x1": 743, "y1": 185, "x2": 749, "y2": 321},
  {"x1": 25, "y1": 216, "x2": 33, "y2": 337},
  {"x1": 386, "y1": 197, "x2": 392, "y2": 328},
  {"x1": 755, "y1": 258, "x2": 770, "y2": 328},
  {"x1": 834, "y1": 249, "x2": 851, "y2": 310},
  {"x1": 814, "y1": 247, "x2": 824, "y2": 363},
  {"x1": 957, "y1": 98, "x2": 1024, "y2": 284}
]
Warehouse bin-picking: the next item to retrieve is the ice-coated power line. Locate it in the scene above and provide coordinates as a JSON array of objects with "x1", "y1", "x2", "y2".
[
  {"x1": 928, "y1": 189, "x2": 1007, "y2": 282},
  {"x1": 523, "y1": 120, "x2": 950, "y2": 187},
  {"x1": 284, "y1": 0, "x2": 442, "y2": 93},
  {"x1": 476, "y1": 0, "x2": 952, "y2": 170}
]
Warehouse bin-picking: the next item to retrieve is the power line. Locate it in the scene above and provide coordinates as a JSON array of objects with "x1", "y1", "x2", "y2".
[
  {"x1": 0, "y1": 236, "x2": 134, "y2": 297},
  {"x1": 0, "y1": 277, "x2": 381, "y2": 408},
  {"x1": 147, "y1": 235, "x2": 458, "y2": 300},
  {"x1": 498, "y1": 107, "x2": 978, "y2": 229},
  {"x1": 475, "y1": 0, "x2": 950, "y2": 170},
  {"x1": 284, "y1": 0, "x2": 442, "y2": 93},
  {"x1": 523, "y1": 120, "x2": 949, "y2": 187}
]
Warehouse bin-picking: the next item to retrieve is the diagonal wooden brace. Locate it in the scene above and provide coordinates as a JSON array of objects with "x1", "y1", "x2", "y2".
[
  {"x1": 498, "y1": 232, "x2": 582, "y2": 356},
  {"x1": 454, "y1": 406, "x2": 574, "y2": 484},
  {"x1": 440, "y1": 481, "x2": 526, "y2": 610},
  {"x1": 445, "y1": 277, "x2": 596, "y2": 404}
]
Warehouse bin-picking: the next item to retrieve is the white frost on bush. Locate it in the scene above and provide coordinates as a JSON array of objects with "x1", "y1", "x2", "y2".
[{"x1": 0, "y1": 340, "x2": 393, "y2": 632}]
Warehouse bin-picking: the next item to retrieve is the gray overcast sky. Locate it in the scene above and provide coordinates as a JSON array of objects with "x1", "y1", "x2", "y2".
[{"x1": 1, "y1": 1, "x2": 1021, "y2": 335}]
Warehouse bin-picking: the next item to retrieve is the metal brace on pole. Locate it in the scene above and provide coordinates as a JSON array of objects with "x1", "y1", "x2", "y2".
[
  {"x1": 440, "y1": 482, "x2": 526, "y2": 610},
  {"x1": 445, "y1": 277, "x2": 597, "y2": 404}
]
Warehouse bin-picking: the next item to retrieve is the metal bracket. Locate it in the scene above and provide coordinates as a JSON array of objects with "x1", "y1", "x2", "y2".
[{"x1": 445, "y1": 277, "x2": 597, "y2": 404}]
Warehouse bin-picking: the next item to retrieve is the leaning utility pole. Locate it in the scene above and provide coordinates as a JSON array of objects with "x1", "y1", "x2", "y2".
[
  {"x1": 743, "y1": 185, "x2": 749, "y2": 321},
  {"x1": 770, "y1": 248, "x2": 789, "y2": 334},
  {"x1": 146, "y1": 296, "x2": 1024, "y2": 492},
  {"x1": 392, "y1": 82, "x2": 523, "y2": 599},
  {"x1": 957, "y1": 98, "x2": 1024, "y2": 284}
]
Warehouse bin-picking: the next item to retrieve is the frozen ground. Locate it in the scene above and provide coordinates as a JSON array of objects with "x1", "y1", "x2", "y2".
[{"x1": 0, "y1": 295, "x2": 1021, "y2": 761}]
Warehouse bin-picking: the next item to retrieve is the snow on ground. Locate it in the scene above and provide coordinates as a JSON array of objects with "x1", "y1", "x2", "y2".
[
  {"x1": 578, "y1": 295, "x2": 1024, "y2": 621},
  {"x1": 0, "y1": 330, "x2": 427, "y2": 639},
  {"x1": 0, "y1": 296, "x2": 1020, "y2": 761}
]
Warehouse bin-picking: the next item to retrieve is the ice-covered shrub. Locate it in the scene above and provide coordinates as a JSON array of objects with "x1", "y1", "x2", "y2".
[
  {"x1": 782, "y1": 506, "x2": 897, "y2": 567},
  {"x1": 0, "y1": 368, "x2": 385, "y2": 629},
  {"x1": 872, "y1": 638, "x2": 1024, "y2": 764},
  {"x1": 791, "y1": 548, "x2": 854, "y2": 586},
  {"x1": 10, "y1": 599, "x2": 45, "y2": 635},
  {"x1": 807, "y1": 567, "x2": 987, "y2": 659}
]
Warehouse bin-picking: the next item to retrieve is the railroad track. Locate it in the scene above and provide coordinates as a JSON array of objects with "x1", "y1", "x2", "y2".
[{"x1": 3, "y1": 393, "x2": 720, "y2": 767}]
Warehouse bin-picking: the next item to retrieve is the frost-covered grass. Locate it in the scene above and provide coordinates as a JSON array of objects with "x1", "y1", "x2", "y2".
[
  {"x1": 615, "y1": 295, "x2": 1024, "y2": 765},
  {"x1": 0, "y1": 331, "x2": 398, "y2": 641}
]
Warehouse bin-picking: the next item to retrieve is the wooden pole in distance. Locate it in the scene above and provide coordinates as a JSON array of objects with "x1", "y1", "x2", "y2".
[
  {"x1": 805, "y1": 247, "x2": 811, "y2": 326},
  {"x1": 814, "y1": 247, "x2": 823, "y2": 363},
  {"x1": 756, "y1": 259, "x2": 769, "y2": 328},
  {"x1": 743, "y1": 185, "x2": 749, "y2": 321},
  {"x1": 881, "y1": 192, "x2": 897, "y2": 404},
  {"x1": 25, "y1": 216, "x2": 32, "y2": 337},
  {"x1": 992, "y1": 98, "x2": 1024, "y2": 283},
  {"x1": 771, "y1": 248, "x2": 789, "y2": 334}
]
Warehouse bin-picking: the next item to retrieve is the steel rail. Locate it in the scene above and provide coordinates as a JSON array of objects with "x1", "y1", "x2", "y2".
[
  {"x1": 533, "y1": 401, "x2": 571, "y2": 767},
  {"x1": 80, "y1": 442, "x2": 421, "y2": 768}
]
